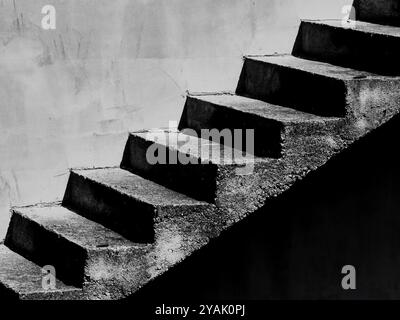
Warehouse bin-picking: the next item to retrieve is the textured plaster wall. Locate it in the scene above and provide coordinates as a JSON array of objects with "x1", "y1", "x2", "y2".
[{"x1": 0, "y1": 0, "x2": 348, "y2": 240}]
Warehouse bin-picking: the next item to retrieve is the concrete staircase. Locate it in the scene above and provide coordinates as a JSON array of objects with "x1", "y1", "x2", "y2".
[{"x1": 2, "y1": 0, "x2": 400, "y2": 300}]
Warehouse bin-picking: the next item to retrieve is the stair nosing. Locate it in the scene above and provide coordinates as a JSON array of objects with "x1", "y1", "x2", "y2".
[
  {"x1": 130, "y1": 129, "x2": 264, "y2": 165},
  {"x1": 186, "y1": 94, "x2": 343, "y2": 124},
  {"x1": 301, "y1": 19, "x2": 400, "y2": 37},
  {"x1": 11, "y1": 205, "x2": 146, "y2": 251},
  {"x1": 245, "y1": 54, "x2": 400, "y2": 80},
  {"x1": 70, "y1": 167, "x2": 214, "y2": 208}
]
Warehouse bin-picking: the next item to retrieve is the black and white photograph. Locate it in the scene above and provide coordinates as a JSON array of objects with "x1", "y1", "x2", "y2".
[{"x1": 0, "y1": 0, "x2": 399, "y2": 315}]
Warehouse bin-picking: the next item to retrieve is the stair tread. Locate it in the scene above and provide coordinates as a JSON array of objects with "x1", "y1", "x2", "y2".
[
  {"x1": 131, "y1": 128, "x2": 259, "y2": 165},
  {"x1": 0, "y1": 244, "x2": 80, "y2": 297},
  {"x1": 189, "y1": 94, "x2": 341, "y2": 124},
  {"x1": 306, "y1": 19, "x2": 400, "y2": 38},
  {"x1": 248, "y1": 54, "x2": 378, "y2": 80},
  {"x1": 14, "y1": 205, "x2": 145, "y2": 250},
  {"x1": 72, "y1": 167, "x2": 211, "y2": 208}
]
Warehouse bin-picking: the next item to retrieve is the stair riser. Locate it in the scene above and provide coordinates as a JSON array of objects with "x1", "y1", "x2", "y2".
[
  {"x1": 179, "y1": 96, "x2": 345, "y2": 158},
  {"x1": 4, "y1": 206, "x2": 221, "y2": 299},
  {"x1": 62, "y1": 171, "x2": 212, "y2": 243},
  {"x1": 63, "y1": 172, "x2": 155, "y2": 243},
  {"x1": 354, "y1": 0, "x2": 400, "y2": 26},
  {"x1": 121, "y1": 134, "x2": 225, "y2": 203},
  {"x1": 237, "y1": 58, "x2": 348, "y2": 116},
  {"x1": 292, "y1": 21, "x2": 400, "y2": 75},
  {"x1": 237, "y1": 58, "x2": 400, "y2": 122},
  {"x1": 5, "y1": 211, "x2": 143, "y2": 290},
  {"x1": 5, "y1": 212, "x2": 87, "y2": 287},
  {"x1": 179, "y1": 96, "x2": 283, "y2": 158}
]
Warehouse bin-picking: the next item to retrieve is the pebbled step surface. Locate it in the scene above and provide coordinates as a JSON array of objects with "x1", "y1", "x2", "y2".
[
  {"x1": 5, "y1": 204, "x2": 147, "y2": 289},
  {"x1": 0, "y1": 245, "x2": 81, "y2": 300},
  {"x1": 63, "y1": 167, "x2": 213, "y2": 242},
  {"x1": 121, "y1": 129, "x2": 260, "y2": 203},
  {"x1": 243, "y1": 54, "x2": 378, "y2": 80},
  {"x1": 237, "y1": 55, "x2": 400, "y2": 122},
  {"x1": 179, "y1": 93, "x2": 342, "y2": 157}
]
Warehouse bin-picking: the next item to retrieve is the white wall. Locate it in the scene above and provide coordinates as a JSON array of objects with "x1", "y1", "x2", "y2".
[{"x1": 0, "y1": 0, "x2": 349, "y2": 240}]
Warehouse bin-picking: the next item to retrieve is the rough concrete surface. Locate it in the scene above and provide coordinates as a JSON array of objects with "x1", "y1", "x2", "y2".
[
  {"x1": 121, "y1": 128, "x2": 262, "y2": 204},
  {"x1": 62, "y1": 167, "x2": 214, "y2": 242},
  {"x1": 0, "y1": 244, "x2": 81, "y2": 300},
  {"x1": 2, "y1": 0, "x2": 400, "y2": 300},
  {"x1": 0, "y1": 0, "x2": 347, "y2": 241},
  {"x1": 237, "y1": 55, "x2": 400, "y2": 119},
  {"x1": 179, "y1": 93, "x2": 342, "y2": 157},
  {"x1": 293, "y1": 20, "x2": 400, "y2": 75},
  {"x1": 5, "y1": 201, "x2": 221, "y2": 299}
]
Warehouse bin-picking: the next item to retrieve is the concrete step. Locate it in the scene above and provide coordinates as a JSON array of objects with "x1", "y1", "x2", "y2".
[
  {"x1": 4, "y1": 201, "x2": 222, "y2": 299},
  {"x1": 292, "y1": 19, "x2": 400, "y2": 75},
  {"x1": 236, "y1": 55, "x2": 400, "y2": 125},
  {"x1": 62, "y1": 167, "x2": 214, "y2": 243},
  {"x1": 354, "y1": 0, "x2": 400, "y2": 27},
  {"x1": 4, "y1": 204, "x2": 149, "y2": 296},
  {"x1": 0, "y1": 245, "x2": 81, "y2": 300},
  {"x1": 121, "y1": 129, "x2": 261, "y2": 204},
  {"x1": 178, "y1": 93, "x2": 342, "y2": 158}
]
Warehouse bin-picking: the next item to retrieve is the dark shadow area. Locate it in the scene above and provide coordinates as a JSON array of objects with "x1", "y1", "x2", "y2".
[
  {"x1": 353, "y1": 0, "x2": 400, "y2": 27},
  {"x1": 131, "y1": 113, "x2": 400, "y2": 300}
]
